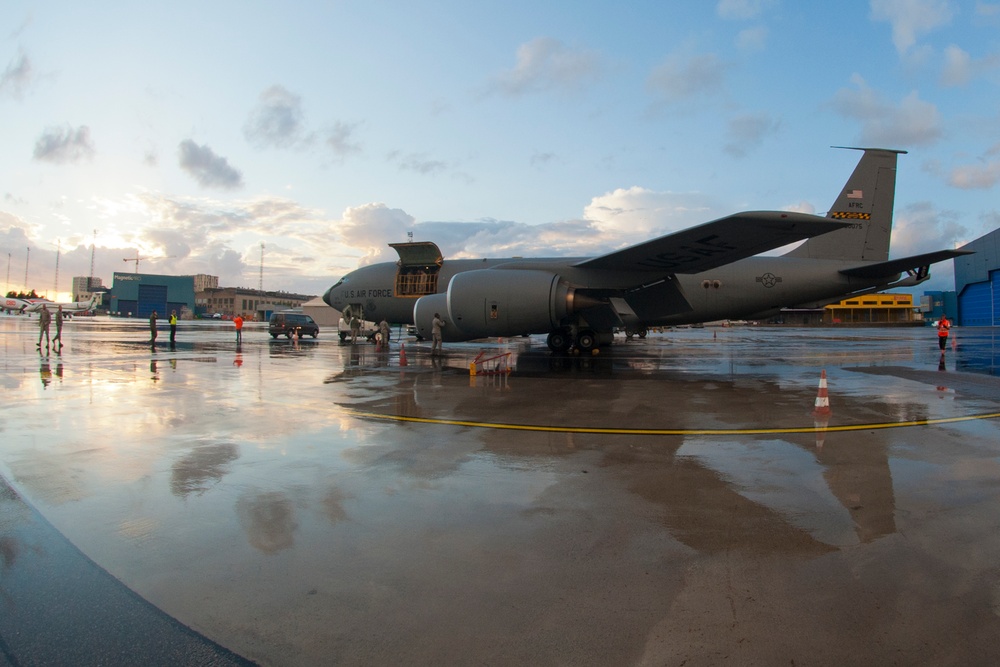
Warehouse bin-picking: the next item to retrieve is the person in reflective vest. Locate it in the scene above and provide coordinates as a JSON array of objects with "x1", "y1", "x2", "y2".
[{"x1": 937, "y1": 315, "x2": 951, "y2": 351}]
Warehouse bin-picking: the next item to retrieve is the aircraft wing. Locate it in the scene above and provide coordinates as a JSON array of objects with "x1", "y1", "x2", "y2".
[
  {"x1": 838, "y1": 249, "x2": 975, "y2": 279},
  {"x1": 574, "y1": 211, "x2": 851, "y2": 274}
]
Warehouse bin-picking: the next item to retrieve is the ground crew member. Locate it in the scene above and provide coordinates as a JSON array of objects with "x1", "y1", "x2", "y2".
[
  {"x1": 169, "y1": 310, "x2": 178, "y2": 344},
  {"x1": 378, "y1": 318, "x2": 390, "y2": 351},
  {"x1": 937, "y1": 315, "x2": 951, "y2": 351},
  {"x1": 431, "y1": 313, "x2": 445, "y2": 355},
  {"x1": 37, "y1": 304, "x2": 51, "y2": 348},
  {"x1": 234, "y1": 314, "x2": 244, "y2": 343},
  {"x1": 53, "y1": 305, "x2": 64, "y2": 348},
  {"x1": 149, "y1": 310, "x2": 158, "y2": 344},
  {"x1": 350, "y1": 315, "x2": 360, "y2": 343}
]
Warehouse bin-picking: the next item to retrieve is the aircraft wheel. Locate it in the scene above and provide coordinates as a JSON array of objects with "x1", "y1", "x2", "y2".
[
  {"x1": 576, "y1": 330, "x2": 597, "y2": 351},
  {"x1": 547, "y1": 329, "x2": 571, "y2": 352},
  {"x1": 638, "y1": 327, "x2": 648, "y2": 338}
]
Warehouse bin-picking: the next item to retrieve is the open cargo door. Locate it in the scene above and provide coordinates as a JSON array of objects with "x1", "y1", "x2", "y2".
[{"x1": 389, "y1": 241, "x2": 444, "y2": 297}]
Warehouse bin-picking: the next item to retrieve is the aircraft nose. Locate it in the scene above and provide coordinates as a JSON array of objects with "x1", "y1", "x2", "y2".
[{"x1": 322, "y1": 285, "x2": 336, "y2": 308}]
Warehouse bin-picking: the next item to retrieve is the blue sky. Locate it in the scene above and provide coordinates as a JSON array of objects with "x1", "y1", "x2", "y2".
[{"x1": 2, "y1": 0, "x2": 999, "y2": 300}]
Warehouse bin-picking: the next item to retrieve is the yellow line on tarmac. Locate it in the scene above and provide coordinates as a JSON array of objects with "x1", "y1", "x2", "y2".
[{"x1": 344, "y1": 409, "x2": 1000, "y2": 436}]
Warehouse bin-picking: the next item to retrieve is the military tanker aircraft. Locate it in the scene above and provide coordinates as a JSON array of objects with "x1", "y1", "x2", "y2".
[{"x1": 323, "y1": 148, "x2": 971, "y2": 352}]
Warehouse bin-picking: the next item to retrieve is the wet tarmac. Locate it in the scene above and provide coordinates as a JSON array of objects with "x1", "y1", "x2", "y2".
[{"x1": 2, "y1": 315, "x2": 1000, "y2": 665}]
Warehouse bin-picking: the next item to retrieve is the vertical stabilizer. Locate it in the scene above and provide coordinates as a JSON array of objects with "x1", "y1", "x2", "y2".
[{"x1": 785, "y1": 147, "x2": 905, "y2": 262}]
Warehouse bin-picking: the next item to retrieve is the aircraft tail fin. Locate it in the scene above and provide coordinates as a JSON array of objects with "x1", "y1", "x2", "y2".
[{"x1": 785, "y1": 147, "x2": 905, "y2": 262}]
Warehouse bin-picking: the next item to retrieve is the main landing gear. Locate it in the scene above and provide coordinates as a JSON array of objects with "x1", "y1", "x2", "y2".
[{"x1": 546, "y1": 327, "x2": 603, "y2": 353}]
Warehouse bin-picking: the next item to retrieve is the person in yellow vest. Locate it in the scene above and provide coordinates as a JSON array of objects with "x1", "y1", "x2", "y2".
[
  {"x1": 169, "y1": 310, "x2": 178, "y2": 344},
  {"x1": 937, "y1": 315, "x2": 951, "y2": 352}
]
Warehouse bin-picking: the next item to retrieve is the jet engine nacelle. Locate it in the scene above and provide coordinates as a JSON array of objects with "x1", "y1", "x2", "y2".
[{"x1": 413, "y1": 269, "x2": 574, "y2": 341}]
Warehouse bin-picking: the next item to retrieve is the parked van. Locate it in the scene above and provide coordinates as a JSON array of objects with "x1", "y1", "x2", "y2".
[{"x1": 269, "y1": 312, "x2": 319, "y2": 339}]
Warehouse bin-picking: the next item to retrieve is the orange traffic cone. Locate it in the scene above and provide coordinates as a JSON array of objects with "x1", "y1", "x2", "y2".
[
  {"x1": 812, "y1": 369, "x2": 831, "y2": 416},
  {"x1": 399, "y1": 343, "x2": 408, "y2": 366}
]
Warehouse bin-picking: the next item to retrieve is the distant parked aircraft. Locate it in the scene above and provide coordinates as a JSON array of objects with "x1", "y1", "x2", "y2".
[{"x1": 3, "y1": 294, "x2": 99, "y2": 315}]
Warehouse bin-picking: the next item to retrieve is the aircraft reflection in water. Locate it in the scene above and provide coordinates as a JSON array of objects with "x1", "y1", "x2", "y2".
[
  {"x1": 325, "y1": 148, "x2": 971, "y2": 353},
  {"x1": 328, "y1": 342, "x2": 908, "y2": 552}
]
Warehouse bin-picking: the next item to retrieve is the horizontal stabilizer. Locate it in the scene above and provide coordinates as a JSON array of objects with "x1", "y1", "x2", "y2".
[
  {"x1": 575, "y1": 211, "x2": 850, "y2": 274},
  {"x1": 838, "y1": 249, "x2": 974, "y2": 279}
]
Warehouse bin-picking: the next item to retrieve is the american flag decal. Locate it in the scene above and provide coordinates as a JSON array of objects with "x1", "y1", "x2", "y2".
[{"x1": 846, "y1": 189, "x2": 863, "y2": 199}]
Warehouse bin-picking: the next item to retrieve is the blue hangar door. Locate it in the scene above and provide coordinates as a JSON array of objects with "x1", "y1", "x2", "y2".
[
  {"x1": 959, "y1": 271, "x2": 999, "y2": 327},
  {"x1": 137, "y1": 284, "x2": 168, "y2": 319}
]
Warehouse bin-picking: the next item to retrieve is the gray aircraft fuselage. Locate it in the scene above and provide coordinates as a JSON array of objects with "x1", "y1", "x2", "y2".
[{"x1": 324, "y1": 254, "x2": 891, "y2": 330}]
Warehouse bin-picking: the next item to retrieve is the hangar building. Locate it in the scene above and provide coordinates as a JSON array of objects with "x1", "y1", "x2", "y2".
[
  {"x1": 109, "y1": 273, "x2": 195, "y2": 318},
  {"x1": 955, "y1": 229, "x2": 1000, "y2": 326}
]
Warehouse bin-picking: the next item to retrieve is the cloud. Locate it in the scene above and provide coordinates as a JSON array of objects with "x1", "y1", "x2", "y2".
[
  {"x1": 327, "y1": 184, "x2": 732, "y2": 271},
  {"x1": 135, "y1": 193, "x2": 329, "y2": 242},
  {"x1": 336, "y1": 203, "x2": 416, "y2": 265},
  {"x1": 583, "y1": 187, "x2": 721, "y2": 244},
  {"x1": 870, "y1": 0, "x2": 953, "y2": 54},
  {"x1": 325, "y1": 121, "x2": 362, "y2": 160},
  {"x1": 243, "y1": 85, "x2": 306, "y2": 149},
  {"x1": 716, "y1": 0, "x2": 777, "y2": 20},
  {"x1": 328, "y1": 187, "x2": 727, "y2": 272},
  {"x1": 0, "y1": 212, "x2": 32, "y2": 239},
  {"x1": 387, "y1": 150, "x2": 448, "y2": 175},
  {"x1": 736, "y1": 26, "x2": 769, "y2": 52},
  {"x1": 829, "y1": 75, "x2": 942, "y2": 147},
  {"x1": 530, "y1": 152, "x2": 557, "y2": 168},
  {"x1": 243, "y1": 85, "x2": 362, "y2": 162},
  {"x1": 646, "y1": 52, "x2": 728, "y2": 104},
  {"x1": 890, "y1": 200, "x2": 969, "y2": 258},
  {"x1": 326, "y1": 183, "x2": 728, "y2": 273},
  {"x1": 177, "y1": 140, "x2": 243, "y2": 190},
  {"x1": 948, "y1": 144, "x2": 1000, "y2": 189},
  {"x1": 492, "y1": 37, "x2": 602, "y2": 96},
  {"x1": 940, "y1": 44, "x2": 1000, "y2": 86},
  {"x1": 0, "y1": 49, "x2": 33, "y2": 99},
  {"x1": 941, "y1": 45, "x2": 973, "y2": 86},
  {"x1": 724, "y1": 112, "x2": 780, "y2": 157},
  {"x1": 108, "y1": 192, "x2": 339, "y2": 288},
  {"x1": 33, "y1": 125, "x2": 95, "y2": 163}
]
